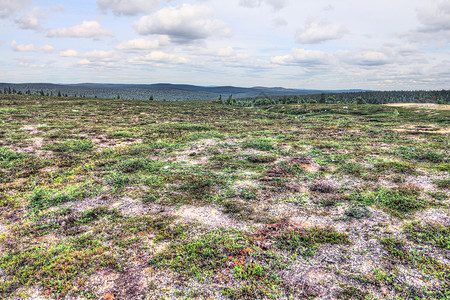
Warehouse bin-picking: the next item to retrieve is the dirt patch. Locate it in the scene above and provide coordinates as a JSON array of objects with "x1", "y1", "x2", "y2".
[
  {"x1": 171, "y1": 205, "x2": 246, "y2": 229},
  {"x1": 86, "y1": 271, "x2": 120, "y2": 299},
  {"x1": 414, "y1": 209, "x2": 450, "y2": 226},
  {"x1": 14, "y1": 137, "x2": 51, "y2": 156},
  {"x1": 111, "y1": 196, "x2": 148, "y2": 217},
  {"x1": 20, "y1": 124, "x2": 46, "y2": 135},
  {"x1": 93, "y1": 135, "x2": 142, "y2": 150},
  {"x1": 392, "y1": 124, "x2": 450, "y2": 134},
  {"x1": 384, "y1": 103, "x2": 450, "y2": 110},
  {"x1": 111, "y1": 268, "x2": 148, "y2": 300}
]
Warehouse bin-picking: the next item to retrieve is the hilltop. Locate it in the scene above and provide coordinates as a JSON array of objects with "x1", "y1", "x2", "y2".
[{"x1": 0, "y1": 82, "x2": 366, "y2": 101}]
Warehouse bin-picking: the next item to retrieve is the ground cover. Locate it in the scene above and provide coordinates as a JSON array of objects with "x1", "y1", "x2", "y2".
[{"x1": 0, "y1": 95, "x2": 449, "y2": 299}]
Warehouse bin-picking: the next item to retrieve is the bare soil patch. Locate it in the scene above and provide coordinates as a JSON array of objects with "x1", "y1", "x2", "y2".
[{"x1": 384, "y1": 103, "x2": 450, "y2": 110}]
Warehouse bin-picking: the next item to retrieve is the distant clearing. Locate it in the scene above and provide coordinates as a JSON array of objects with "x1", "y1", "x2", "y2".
[{"x1": 385, "y1": 103, "x2": 450, "y2": 110}]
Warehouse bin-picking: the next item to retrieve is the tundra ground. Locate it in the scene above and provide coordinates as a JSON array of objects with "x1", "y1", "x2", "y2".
[{"x1": 0, "y1": 95, "x2": 449, "y2": 299}]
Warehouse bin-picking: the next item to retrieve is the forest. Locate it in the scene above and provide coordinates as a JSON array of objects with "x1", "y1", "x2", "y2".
[{"x1": 226, "y1": 90, "x2": 450, "y2": 106}]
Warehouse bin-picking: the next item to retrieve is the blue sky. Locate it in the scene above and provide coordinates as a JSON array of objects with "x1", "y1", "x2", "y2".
[{"x1": 1, "y1": 0, "x2": 449, "y2": 90}]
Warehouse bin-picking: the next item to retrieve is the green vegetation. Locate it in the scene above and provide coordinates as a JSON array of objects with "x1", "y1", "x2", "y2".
[
  {"x1": 0, "y1": 94, "x2": 448, "y2": 299},
  {"x1": 403, "y1": 221, "x2": 450, "y2": 249},
  {"x1": 350, "y1": 186, "x2": 428, "y2": 218}
]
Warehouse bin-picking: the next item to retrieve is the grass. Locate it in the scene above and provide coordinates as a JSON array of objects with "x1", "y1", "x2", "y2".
[
  {"x1": 43, "y1": 139, "x2": 95, "y2": 152},
  {"x1": 0, "y1": 235, "x2": 118, "y2": 297},
  {"x1": 0, "y1": 94, "x2": 449, "y2": 299},
  {"x1": 241, "y1": 137, "x2": 274, "y2": 151},
  {"x1": 29, "y1": 182, "x2": 101, "y2": 211},
  {"x1": 350, "y1": 185, "x2": 428, "y2": 218},
  {"x1": 270, "y1": 225, "x2": 350, "y2": 257},
  {"x1": 403, "y1": 221, "x2": 450, "y2": 249}
]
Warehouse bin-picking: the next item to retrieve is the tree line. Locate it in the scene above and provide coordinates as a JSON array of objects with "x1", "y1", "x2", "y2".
[
  {"x1": 1, "y1": 85, "x2": 448, "y2": 105},
  {"x1": 218, "y1": 90, "x2": 450, "y2": 107}
]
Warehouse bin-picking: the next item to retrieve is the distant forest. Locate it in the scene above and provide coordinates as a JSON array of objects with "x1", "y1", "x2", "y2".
[
  {"x1": 225, "y1": 90, "x2": 450, "y2": 106},
  {"x1": 0, "y1": 83, "x2": 448, "y2": 105}
]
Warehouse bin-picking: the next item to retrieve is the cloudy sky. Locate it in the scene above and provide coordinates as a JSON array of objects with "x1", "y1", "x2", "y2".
[{"x1": 1, "y1": 0, "x2": 449, "y2": 90}]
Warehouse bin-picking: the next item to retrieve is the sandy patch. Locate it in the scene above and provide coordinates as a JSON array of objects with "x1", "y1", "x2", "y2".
[
  {"x1": 111, "y1": 196, "x2": 148, "y2": 216},
  {"x1": 172, "y1": 205, "x2": 245, "y2": 229},
  {"x1": 20, "y1": 124, "x2": 46, "y2": 135},
  {"x1": 413, "y1": 209, "x2": 450, "y2": 226},
  {"x1": 392, "y1": 124, "x2": 450, "y2": 134},
  {"x1": 385, "y1": 103, "x2": 450, "y2": 110}
]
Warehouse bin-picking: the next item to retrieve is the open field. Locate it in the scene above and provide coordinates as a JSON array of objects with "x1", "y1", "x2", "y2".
[
  {"x1": 0, "y1": 94, "x2": 449, "y2": 299},
  {"x1": 384, "y1": 103, "x2": 450, "y2": 111}
]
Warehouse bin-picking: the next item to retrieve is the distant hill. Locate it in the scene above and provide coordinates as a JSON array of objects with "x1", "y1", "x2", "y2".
[{"x1": 0, "y1": 82, "x2": 367, "y2": 101}]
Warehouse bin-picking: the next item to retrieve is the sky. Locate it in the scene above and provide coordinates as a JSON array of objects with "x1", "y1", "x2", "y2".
[{"x1": 0, "y1": 0, "x2": 449, "y2": 90}]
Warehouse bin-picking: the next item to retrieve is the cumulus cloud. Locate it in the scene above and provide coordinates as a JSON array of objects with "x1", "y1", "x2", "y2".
[
  {"x1": 115, "y1": 38, "x2": 168, "y2": 52},
  {"x1": 338, "y1": 48, "x2": 395, "y2": 66},
  {"x1": 60, "y1": 49, "x2": 79, "y2": 57},
  {"x1": 76, "y1": 50, "x2": 121, "y2": 67},
  {"x1": 271, "y1": 48, "x2": 329, "y2": 66},
  {"x1": 47, "y1": 21, "x2": 114, "y2": 39},
  {"x1": 0, "y1": 0, "x2": 32, "y2": 18},
  {"x1": 295, "y1": 22, "x2": 347, "y2": 44},
  {"x1": 239, "y1": 0, "x2": 288, "y2": 11},
  {"x1": 129, "y1": 51, "x2": 190, "y2": 65},
  {"x1": 11, "y1": 40, "x2": 55, "y2": 52},
  {"x1": 15, "y1": 6, "x2": 64, "y2": 31},
  {"x1": 134, "y1": 4, "x2": 231, "y2": 43},
  {"x1": 97, "y1": 0, "x2": 161, "y2": 16},
  {"x1": 15, "y1": 13, "x2": 41, "y2": 30}
]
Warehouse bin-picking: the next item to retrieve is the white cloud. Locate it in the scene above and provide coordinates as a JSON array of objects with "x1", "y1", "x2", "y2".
[
  {"x1": 15, "y1": 6, "x2": 65, "y2": 30},
  {"x1": 417, "y1": 1, "x2": 450, "y2": 32},
  {"x1": 214, "y1": 46, "x2": 236, "y2": 57},
  {"x1": 0, "y1": 0, "x2": 32, "y2": 18},
  {"x1": 116, "y1": 38, "x2": 167, "y2": 52},
  {"x1": 19, "y1": 61, "x2": 47, "y2": 68},
  {"x1": 11, "y1": 40, "x2": 55, "y2": 52},
  {"x1": 83, "y1": 50, "x2": 116, "y2": 59},
  {"x1": 77, "y1": 49, "x2": 120, "y2": 67},
  {"x1": 271, "y1": 48, "x2": 329, "y2": 66},
  {"x1": 129, "y1": 51, "x2": 190, "y2": 65},
  {"x1": 60, "y1": 49, "x2": 79, "y2": 57},
  {"x1": 134, "y1": 4, "x2": 231, "y2": 43},
  {"x1": 353, "y1": 51, "x2": 392, "y2": 66},
  {"x1": 15, "y1": 14, "x2": 40, "y2": 30},
  {"x1": 77, "y1": 59, "x2": 116, "y2": 67},
  {"x1": 239, "y1": 0, "x2": 288, "y2": 11},
  {"x1": 80, "y1": 50, "x2": 121, "y2": 65},
  {"x1": 409, "y1": 1, "x2": 450, "y2": 42},
  {"x1": 40, "y1": 45, "x2": 55, "y2": 52},
  {"x1": 337, "y1": 48, "x2": 395, "y2": 66},
  {"x1": 97, "y1": 0, "x2": 161, "y2": 16},
  {"x1": 47, "y1": 21, "x2": 114, "y2": 39},
  {"x1": 15, "y1": 5, "x2": 64, "y2": 30},
  {"x1": 295, "y1": 22, "x2": 347, "y2": 44}
]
